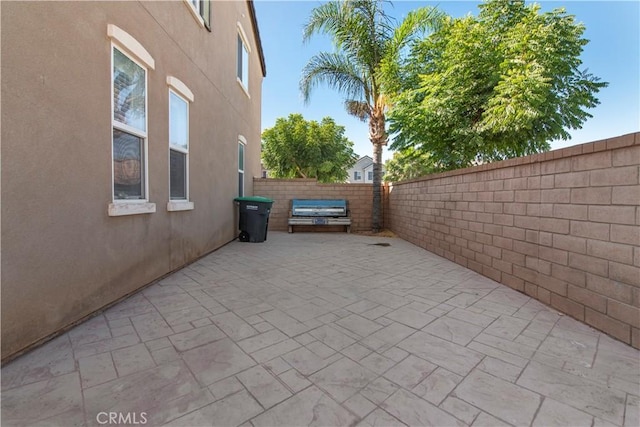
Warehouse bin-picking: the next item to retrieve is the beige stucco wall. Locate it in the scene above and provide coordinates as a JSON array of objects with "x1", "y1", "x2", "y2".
[{"x1": 1, "y1": 1, "x2": 264, "y2": 361}]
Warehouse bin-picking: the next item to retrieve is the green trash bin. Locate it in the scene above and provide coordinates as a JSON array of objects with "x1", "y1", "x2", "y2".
[{"x1": 234, "y1": 196, "x2": 274, "y2": 242}]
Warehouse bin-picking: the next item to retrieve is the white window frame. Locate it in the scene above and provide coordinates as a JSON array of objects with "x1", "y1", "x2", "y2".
[
  {"x1": 183, "y1": 0, "x2": 205, "y2": 28},
  {"x1": 236, "y1": 23, "x2": 250, "y2": 97},
  {"x1": 354, "y1": 171, "x2": 362, "y2": 181},
  {"x1": 107, "y1": 25, "x2": 156, "y2": 217},
  {"x1": 167, "y1": 80, "x2": 194, "y2": 212},
  {"x1": 367, "y1": 170, "x2": 373, "y2": 181},
  {"x1": 238, "y1": 136, "x2": 246, "y2": 197}
]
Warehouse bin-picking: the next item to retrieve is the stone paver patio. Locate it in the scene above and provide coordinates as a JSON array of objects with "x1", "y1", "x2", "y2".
[{"x1": 2, "y1": 232, "x2": 639, "y2": 426}]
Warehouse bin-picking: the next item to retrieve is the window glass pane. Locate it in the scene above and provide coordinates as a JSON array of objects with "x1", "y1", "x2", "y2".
[
  {"x1": 113, "y1": 48, "x2": 146, "y2": 132},
  {"x1": 368, "y1": 171, "x2": 373, "y2": 181},
  {"x1": 238, "y1": 143, "x2": 244, "y2": 171},
  {"x1": 113, "y1": 129, "x2": 144, "y2": 199},
  {"x1": 242, "y1": 43, "x2": 249, "y2": 86},
  {"x1": 170, "y1": 149, "x2": 187, "y2": 200},
  {"x1": 237, "y1": 35, "x2": 249, "y2": 86},
  {"x1": 237, "y1": 36, "x2": 243, "y2": 81},
  {"x1": 202, "y1": 0, "x2": 211, "y2": 30},
  {"x1": 238, "y1": 171, "x2": 244, "y2": 197},
  {"x1": 169, "y1": 92, "x2": 188, "y2": 151}
]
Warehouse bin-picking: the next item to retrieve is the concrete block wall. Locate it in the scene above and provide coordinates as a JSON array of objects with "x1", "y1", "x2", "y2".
[
  {"x1": 387, "y1": 133, "x2": 640, "y2": 348},
  {"x1": 253, "y1": 179, "x2": 376, "y2": 232}
]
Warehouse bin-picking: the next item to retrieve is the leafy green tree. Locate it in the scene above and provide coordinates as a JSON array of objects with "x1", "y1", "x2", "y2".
[
  {"x1": 261, "y1": 114, "x2": 356, "y2": 183},
  {"x1": 388, "y1": 0, "x2": 607, "y2": 170},
  {"x1": 301, "y1": 0, "x2": 443, "y2": 231},
  {"x1": 384, "y1": 149, "x2": 437, "y2": 182}
]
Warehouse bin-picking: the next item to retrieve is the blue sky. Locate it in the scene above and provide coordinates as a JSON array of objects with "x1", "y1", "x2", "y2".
[{"x1": 253, "y1": 0, "x2": 640, "y2": 161}]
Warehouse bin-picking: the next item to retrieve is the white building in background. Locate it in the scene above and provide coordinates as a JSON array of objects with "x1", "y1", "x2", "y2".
[{"x1": 346, "y1": 155, "x2": 385, "y2": 183}]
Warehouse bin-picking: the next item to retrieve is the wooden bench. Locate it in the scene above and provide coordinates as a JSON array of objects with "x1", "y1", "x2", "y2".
[{"x1": 288, "y1": 199, "x2": 351, "y2": 233}]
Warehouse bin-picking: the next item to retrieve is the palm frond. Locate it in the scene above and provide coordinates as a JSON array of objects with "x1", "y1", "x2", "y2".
[
  {"x1": 302, "y1": 1, "x2": 344, "y2": 43},
  {"x1": 303, "y1": 0, "x2": 368, "y2": 57},
  {"x1": 390, "y1": 6, "x2": 444, "y2": 54},
  {"x1": 347, "y1": 0, "x2": 392, "y2": 79},
  {"x1": 345, "y1": 100, "x2": 371, "y2": 121},
  {"x1": 300, "y1": 1, "x2": 445, "y2": 128},
  {"x1": 300, "y1": 52, "x2": 368, "y2": 104},
  {"x1": 380, "y1": 6, "x2": 446, "y2": 96},
  {"x1": 303, "y1": 1, "x2": 389, "y2": 76}
]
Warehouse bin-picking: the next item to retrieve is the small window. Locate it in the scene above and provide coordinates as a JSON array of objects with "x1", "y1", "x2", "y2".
[
  {"x1": 169, "y1": 91, "x2": 189, "y2": 200},
  {"x1": 185, "y1": 0, "x2": 211, "y2": 30},
  {"x1": 354, "y1": 171, "x2": 362, "y2": 181},
  {"x1": 238, "y1": 141, "x2": 245, "y2": 197},
  {"x1": 368, "y1": 171, "x2": 373, "y2": 181},
  {"x1": 237, "y1": 29, "x2": 249, "y2": 92},
  {"x1": 112, "y1": 47, "x2": 147, "y2": 201}
]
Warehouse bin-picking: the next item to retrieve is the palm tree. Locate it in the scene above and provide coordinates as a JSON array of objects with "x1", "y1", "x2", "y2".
[{"x1": 301, "y1": 0, "x2": 442, "y2": 232}]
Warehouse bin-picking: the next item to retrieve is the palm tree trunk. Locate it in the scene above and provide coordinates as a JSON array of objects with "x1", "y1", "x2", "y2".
[
  {"x1": 369, "y1": 109, "x2": 386, "y2": 233},
  {"x1": 372, "y1": 142, "x2": 383, "y2": 232}
]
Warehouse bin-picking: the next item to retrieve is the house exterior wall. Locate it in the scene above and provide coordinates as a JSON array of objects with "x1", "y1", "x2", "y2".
[
  {"x1": 346, "y1": 156, "x2": 370, "y2": 183},
  {"x1": 346, "y1": 156, "x2": 384, "y2": 183},
  {"x1": 1, "y1": 1, "x2": 264, "y2": 360},
  {"x1": 363, "y1": 163, "x2": 375, "y2": 183},
  {"x1": 387, "y1": 133, "x2": 640, "y2": 349},
  {"x1": 253, "y1": 179, "x2": 377, "y2": 232}
]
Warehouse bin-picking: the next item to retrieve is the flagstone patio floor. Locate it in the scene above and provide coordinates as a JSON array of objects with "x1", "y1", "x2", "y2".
[{"x1": 2, "y1": 231, "x2": 639, "y2": 426}]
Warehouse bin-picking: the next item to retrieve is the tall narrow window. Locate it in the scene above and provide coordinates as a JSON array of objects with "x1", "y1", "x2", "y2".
[
  {"x1": 166, "y1": 76, "x2": 194, "y2": 212},
  {"x1": 238, "y1": 141, "x2": 245, "y2": 197},
  {"x1": 237, "y1": 30, "x2": 249, "y2": 91},
  {"x1": 169, "y1": 91, "x2": 189, "y2": 200},
  {"x1": 112, "y1": 47, "x2": 147, "y2": 201}
]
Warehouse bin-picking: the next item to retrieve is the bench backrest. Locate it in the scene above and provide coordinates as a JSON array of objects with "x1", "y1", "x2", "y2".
[{"x1": 291, "y1": 199, "x2": 348, "y2": 217}]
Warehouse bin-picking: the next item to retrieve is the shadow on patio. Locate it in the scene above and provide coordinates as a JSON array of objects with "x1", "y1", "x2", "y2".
[{"x1": 2, "y1": 232, "x2": 639, "y2": 426}]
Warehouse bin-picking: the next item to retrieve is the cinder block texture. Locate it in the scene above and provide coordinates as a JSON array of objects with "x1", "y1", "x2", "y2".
[{"x1": 387, "y1": 133, "x2": 640, "y2": 349}]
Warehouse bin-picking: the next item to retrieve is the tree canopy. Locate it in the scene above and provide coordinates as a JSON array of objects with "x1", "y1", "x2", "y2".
[
  {"x1": 261, "y1": 114, "x2": 356, "y2": 183},
  {"x1": 384, "y1": 149, "x2": 437, "y2": 182},
  {"x1": 388, "y1": 0, "x2": 607, "y2": 171}
]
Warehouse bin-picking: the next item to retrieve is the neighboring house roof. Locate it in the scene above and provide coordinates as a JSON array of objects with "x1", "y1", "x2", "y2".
[
  {"x1": 353, "y1": 155, "x2": 373, "y2": 168},
  {"x1": 247, "y1": 0, "x2": 266, "y2": 77}
]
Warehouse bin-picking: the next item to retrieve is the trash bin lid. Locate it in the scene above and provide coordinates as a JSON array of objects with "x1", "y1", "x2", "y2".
[{"x1": 234, "y1": 196, "x2": 274, "y2": 203}]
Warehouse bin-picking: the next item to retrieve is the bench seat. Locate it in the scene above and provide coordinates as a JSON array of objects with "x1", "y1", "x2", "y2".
[{"x1": 288, "y1": 199, "x2": 351, "y2": 233}]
